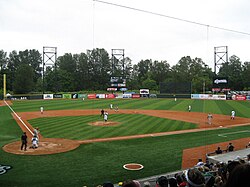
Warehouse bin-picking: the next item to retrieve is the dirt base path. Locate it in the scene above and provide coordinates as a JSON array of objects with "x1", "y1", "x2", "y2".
[{"x1": 2, "y1": 109, "x2": 250, "y2": 161}]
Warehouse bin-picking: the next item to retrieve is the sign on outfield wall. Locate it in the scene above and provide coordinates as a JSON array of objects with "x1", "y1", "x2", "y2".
[
  {"x1": 43, "y1": 94, "x2": 53, "y2": 100},
  {"x1": 232, "y1": 95, "x2": 246, "y2": 100},
  {"x1": 191, "y1": 94, "x2": 226, "y2": 100},
  {"x1": 132, "y1": 94, "x2": 141, "y2": 98},
  {"x1": 106, "y1": 94, "x2": 115, "y2": 99},
  {"x1": 96, "y1": 94, "x2": 106, "y2": 99},
  {"x1": 88, "y1": 94, "x2": 96, "y2": 99},
  {"x1": 78, "y1": 94, "x2": 87, "y2": 99},
  {"x1": 63, "y1": 94, "x2": 72, "y2": 99},
  {"x1": 71, "y1": 93, "x2": 78, "y2": 99},
  {"x1": 53, "y1": 94, "x2": 63, "y2": 99}
]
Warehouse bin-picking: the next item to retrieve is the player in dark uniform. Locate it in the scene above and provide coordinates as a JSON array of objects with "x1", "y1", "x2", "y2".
[
  {"x1": 100, "y1": 109, "x2": 104, "y2": 117},
  {"x1": 21, "y1": 132, "x2": 27, "y2": 151}
]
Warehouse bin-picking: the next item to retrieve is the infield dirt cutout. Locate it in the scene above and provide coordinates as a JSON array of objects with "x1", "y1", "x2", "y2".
[{"x1": 2, "y1": 107, "x2": 250, "y2": 168}]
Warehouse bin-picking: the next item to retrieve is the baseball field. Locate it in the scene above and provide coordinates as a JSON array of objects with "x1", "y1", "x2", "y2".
[{"x1": 1, "y1": 98, "x2": 250, "y2": 187}]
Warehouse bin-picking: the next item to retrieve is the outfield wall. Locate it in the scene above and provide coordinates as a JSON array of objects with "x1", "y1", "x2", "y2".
[
  {"x1": 191, "y1": 94, "x2": 226, "y2": 100},
  {"x1": 4, "y1": 93, "x2": 250, "y2": 101}
]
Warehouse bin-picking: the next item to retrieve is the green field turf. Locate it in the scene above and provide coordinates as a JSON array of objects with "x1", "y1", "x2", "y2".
[
  {"x1": 28, "y1": 114, "x2": 197, "y2": 140},
  {"x1": 1, "y1": 98, "x2": 250, "y2": 187}
]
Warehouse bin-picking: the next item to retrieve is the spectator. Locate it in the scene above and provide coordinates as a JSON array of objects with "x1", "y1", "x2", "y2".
[
  {"x1": 103, "y1": 182, "x2": 114, "y2": 187},
  {"x1": 196, "y1": 158, "x2": 204, "y2": 166},
  {"x1": 122, "y1": 180, "x2": 138, "y2": 187},
  {"x1": 156, "y1": 176, "x2": 168, "y2": 187},
  {"x1": 168, "y1": 177, "x2": 178, "y2": 187},
  {"x1": 226, "y1": 160, "x2": 241, "y2": 176},
  {"x1": 143, "y1": 181, "x2": 150, "y2": 187},
  {"x1": 224, "y1": 163, "x2": 250, "y2": 187},
  {"x1": 175, "y1": 174, "x2": 187, "y2": 187},
  {"x1": 185, "y1": 168, "x2": 205, "y2": 187},
  {"x1": 227, "y1": 143, "x2": 234, "y2": 152},
  {"x1": 247, "y1": 154, "x2": 250, "y2": 163},
  {"x1": 215, "y1": 147, "x2": 223, "y2": 154},
  {"x1": 246, "y1": 142, "x2": 250, "y2": 148},
  {"x1": 214, "y1": 176, "x2": 223, "y2": 187}
]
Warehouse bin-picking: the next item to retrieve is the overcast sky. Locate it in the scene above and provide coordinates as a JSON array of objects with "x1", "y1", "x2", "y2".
[{"x1": 1, "y1": 0, "x2": 250, "y2": 70}]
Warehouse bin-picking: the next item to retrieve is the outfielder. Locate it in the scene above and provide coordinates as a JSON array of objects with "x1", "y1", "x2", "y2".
[
  {"x1": 188, "y1": 105, "x2": 191, "y2": 112},
  {"x1": 231, "y1": 110, "x2": 235, "y2": 120}
]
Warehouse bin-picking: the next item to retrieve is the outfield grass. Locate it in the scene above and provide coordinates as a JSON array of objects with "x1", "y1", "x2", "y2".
[{"x1": 1, "y1": 99, "x2": 250, "y2": 187}]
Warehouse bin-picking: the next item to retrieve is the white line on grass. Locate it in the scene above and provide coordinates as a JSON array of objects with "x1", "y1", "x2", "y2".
[
  {"x1": 4, "y1": 100, "x2": 34, "y2": 136},
  {"x1": 218, "y1": 130, "x2": 250, "y2": 137}
]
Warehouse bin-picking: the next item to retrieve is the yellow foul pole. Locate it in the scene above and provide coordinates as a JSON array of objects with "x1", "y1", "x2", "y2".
[{"x1": 3, "y1": 74, "x2": 6, "y2": 99}]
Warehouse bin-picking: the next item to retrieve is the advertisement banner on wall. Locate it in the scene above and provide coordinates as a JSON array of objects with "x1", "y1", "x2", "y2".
[
  {"x1": 105, "y1": 94, "x2": 115, "y2": 99},
  {"x1": 96, "y1": 94, "x2": 105, "y2": 99},
  {"x1": 123, "y1": 93, "x2": 132, "y2": 98},
  {"x1": 44, "y1": 94, "x2": 53, "y2": 100},
  {"x1": 232, "y1": 95, "x2": 246, "y2": 100},
  {"x1": 63, "y1": 94, "x2": 72, "y2": 99},
  {"x1": 53, "y1": 94, "x2": 63, "y2": 99},
  {"x1": 246, "y1": 96, "x2": 250, "y2": 100},
  {"x1": 88, "y1": 94, "x2": 96, "y2": 99},
  {"x1": 191, "y1": 94, "x2": 226, "y2": 100},
  {"x1": 116, "y1": 93, "x2": 123, "y2": 98},
  {"x1": 132, "y1": 94, "x2": 141, "y2": 98},
  {"x1": 71, "y1": 93, "x2": 78, "y2": 99},
  {"x1": 78, "y1": 94, "x2": 87, "y2": 99}
]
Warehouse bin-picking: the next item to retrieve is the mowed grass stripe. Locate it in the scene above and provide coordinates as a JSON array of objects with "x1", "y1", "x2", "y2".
[
  {"x1": 191, "y1": 99, "x2": 204, "y2": 112},
  {"x1": 29, "y1": 114, "x2": 199, "y2": 140},
  {"x1": 226, "y1": 100, "x2": 250, "y2": 118},
  {"x1": 103, "y1": 115, "x2": 145, "y2": 137},
  {"x1": 214, "y1": 100, "x2": 233, "y2": 116}
]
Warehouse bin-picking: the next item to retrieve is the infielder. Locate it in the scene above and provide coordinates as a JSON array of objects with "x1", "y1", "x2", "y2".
[
  {"x1": 104, "y1": 111, "x2": 108, "y2": 122},
  {"x1": 40, "y1": 106, "x2": 44, "y2": 114},
  {"x1": 207, "y1": 113, "x2": 213, "y2": 125},
  {"x1": 231, "y1": 110, "x2": 235, "y2": 120},
  {"x1": 188, "y1": 105, "x2": 191, "y2": 112}
]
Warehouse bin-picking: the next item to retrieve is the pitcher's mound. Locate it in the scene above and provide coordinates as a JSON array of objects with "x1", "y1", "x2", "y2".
[
  {"x1": 89, "y1": 121, "x2": 120, "y2": 126},
  {"x1": 3, "y1": 138, "x2": 80, "y2": 155}
]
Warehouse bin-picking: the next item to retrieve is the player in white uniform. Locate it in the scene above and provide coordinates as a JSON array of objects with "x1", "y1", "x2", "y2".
[
  {"x1": 40, "y1": 106, "x2": 44, "y2": 114},
  {"x1": 110, "y1": 104, "x2": 113, "y2": 110},
  {"x1": 104, "y1": 111, "x2": 108, "y2": 122},
  {"x1": 231, "y1": 110, "x2": 235, "y2": 120},
  {"x1": 188, "y1": 105, "x2": 191, "y2": 112},
  {"x1": 207, "y1": 113, "x2": 213, "y2": 125}
]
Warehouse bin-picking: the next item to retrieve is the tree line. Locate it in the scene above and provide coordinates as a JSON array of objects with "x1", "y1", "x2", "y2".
[{"x1": 0, "y1": 48, "x2": 249, "y2": 94}]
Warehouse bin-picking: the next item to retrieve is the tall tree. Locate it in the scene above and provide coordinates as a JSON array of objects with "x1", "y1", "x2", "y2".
[
  {"x1": 87, "y1": 48, "x2": 111, "y2": 90},
  {"x1": 218, "y1": 55, "x2": 243, "y2": 90},
  {"x1": 0, "y1": 50, "x2": 8, "y2": 71},
  {"x1": 171, "y1": 56, "x2": 212, "y2": 93},
  {"x1": 242, "y1": 61, "x2": 250, "y2": 90},
  {"x1": 57, "y1": 53, "x2": 77, "y2": 91},
  {"x1": 150, "y1": 60, "x2": 170, "y2": 86},
  {"x1": 13, "y1": 64, "x2": 34, "y2": 93}
]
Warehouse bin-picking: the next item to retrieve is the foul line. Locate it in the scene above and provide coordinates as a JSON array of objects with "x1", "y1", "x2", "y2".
[
  {"x1": 218, "y1": 130, "x2": 250, "y2": 137},
  {"x1": 4, "y1": 100, "x2": 34, "y2": 136}
]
